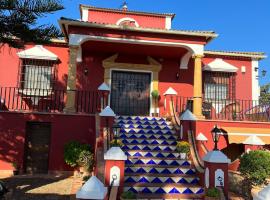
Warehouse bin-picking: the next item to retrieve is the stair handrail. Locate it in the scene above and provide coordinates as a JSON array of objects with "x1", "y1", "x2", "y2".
[{"x1": 169, "y1": 97, "x2": 204, "y2": 173}]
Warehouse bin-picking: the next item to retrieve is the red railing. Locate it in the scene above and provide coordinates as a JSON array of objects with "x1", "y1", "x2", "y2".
[
  {"x1": 171, "y1": 95, "x2": 270, "y2": 122},
  {"x1": 203, "y1": 98, "x2": 270, "y2": 122},
  {"x1": 0, "y1": 87, "x2": 100, "y2": 114}
]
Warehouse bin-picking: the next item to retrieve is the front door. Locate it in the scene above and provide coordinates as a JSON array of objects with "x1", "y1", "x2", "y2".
[
  {"x1": 110, "y1": 71, "x2": 151, "y2": 116},
  {"x1": 24, "y1": 122, "x2": 51, "y2": 174}
]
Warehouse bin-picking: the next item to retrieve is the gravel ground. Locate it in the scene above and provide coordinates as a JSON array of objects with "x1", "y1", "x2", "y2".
[{"x1": 1, "y1": 175, "x2": 73, "y2": 200}]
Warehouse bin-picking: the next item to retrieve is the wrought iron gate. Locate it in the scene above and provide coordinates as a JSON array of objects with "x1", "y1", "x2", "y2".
[{"x1": 110, "y1": 71, "x2": 151, "y2": 116}]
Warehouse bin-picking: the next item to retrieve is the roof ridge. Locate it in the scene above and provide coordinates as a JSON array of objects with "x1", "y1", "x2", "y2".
[{"x1": 80, "y1": 4, "x2": 176, "y2": 19}]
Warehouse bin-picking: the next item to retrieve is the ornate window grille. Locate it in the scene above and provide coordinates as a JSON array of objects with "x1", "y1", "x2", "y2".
[{"x1": 19, "y1": 59, "x2": 57, "y2": 90}]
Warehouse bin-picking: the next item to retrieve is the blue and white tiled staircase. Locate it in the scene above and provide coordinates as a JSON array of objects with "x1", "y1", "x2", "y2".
[{"x1": 116, "y1": 116, "x2": 204, "y2": 199}]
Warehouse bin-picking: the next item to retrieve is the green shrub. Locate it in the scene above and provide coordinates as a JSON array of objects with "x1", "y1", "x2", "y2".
[
  {"x1": 77, "y1": 150, "x2": 94, "y2": 171},
  {"x1": 121, "y1": 191, "x2": 136, "y2": 199},
  {"x1": 110, "y1": 139, "x2": 123, "y2": 147},
  {"x1": 206, "y1": 187, "x2": 220, "y2": 197},
  {"x1": 151, "y1": 90, "x2": 159, "y2": 99},
  {"x1": 239, "y1": 150, "x2": 270, "y2": 185},
  {"x1": 64, "y1": 141, "x2": 91, "y2": 167},
  {"x1": 176, "y1": 141, "x2": 190, "y2": 154}
]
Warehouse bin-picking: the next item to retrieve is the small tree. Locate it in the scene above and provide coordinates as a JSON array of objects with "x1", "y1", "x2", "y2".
[
  {"x1": 260, "y1": 83, "x2": 270, "y2": 104},
  {"x1": 239, "y1": 150, "x2": 270, "y2": 185},
  {"x1": 0, "y1": 0, "x2": 64, "y2": 48}
]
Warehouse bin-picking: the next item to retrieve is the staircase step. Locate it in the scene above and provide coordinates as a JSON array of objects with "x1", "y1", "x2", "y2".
[
  {"x1": 125, "y1": 166, "x2": 196, "y2": 175},
  {"x1": 122, "y1": 144, "x2": 176, "y2": 151},
  {"x1": 116, "y1": 116, "x2": 166, "y2": 121},
  {"x1": 116, "y1": 119, "x2": 172, "y2": 126},
  {"x1": 125, "y1": 176, "x2": 199, "y2": 184},
  {"x1": 120, "y1": 124, "x2": 174, "y2": 130},
  {"x1": 126, "y1": 151, "x2": 180, "y2": 158},
  {"x1": 121, "y1": 139, "x2": 177, "y2": 145},
  {"x1": 125, "y1": 173, "x2": 197, "y2": 178},
  {"x1": 125, "y1": 150, "x2": 178, "y2": 155},
  {"x1": 120, "y1": 133, "x2": 178, "y2": 140},
  {"x1": 126, "y1": 158, "x2": 191, "y2": 166},
  {"x1": 135, "y1": 193, "x2": 204, "y2": 199},
  {"x1": 123, "y1": 186, "x2": 204, "y2": 195},
  {"x1": 121, "y1": 128, "x2": 176, "y2": 134}
]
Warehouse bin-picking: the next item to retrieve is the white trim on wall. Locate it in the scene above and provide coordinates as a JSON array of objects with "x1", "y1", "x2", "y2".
[
  {"x1": 69, "y1": 34, "x2": 204, "y2": 55},
  {"x1": 116, "y1": 17, "x2": 139, "y2": 27},
  {"x1": 81, "y1": 7, "x2": 89, "y2": 22},
  {"x1": 251, "y1": 59, "x2": 260, "y2": 101},
  {"x1": 165, "y1": 16, "x2": 172, "y2": 30},
  {"x1": 108, "y1": 68, "x2": 154, "y2": 116}
]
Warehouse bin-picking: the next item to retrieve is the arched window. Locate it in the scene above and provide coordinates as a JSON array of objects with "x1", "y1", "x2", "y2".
[{"x1": 116, "y1": 17, "x2": 139, "y2": 27}]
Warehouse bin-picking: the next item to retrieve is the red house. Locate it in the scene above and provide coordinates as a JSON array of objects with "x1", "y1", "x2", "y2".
[{"x1": 0, "y1": 4, "x2": 269, "y2": 199}]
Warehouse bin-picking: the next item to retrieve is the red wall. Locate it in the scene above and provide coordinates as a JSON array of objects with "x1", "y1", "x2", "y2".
[
  {"x1": 0, "y1": 112, "x2": 96, "y2": 172},
  {"x1": 0, "y1": 43, "x2": 69, "y2": 89},
  {"x1": 88, "y1": 9, "x2": 167, "y2": 29},
  {"x1": 194, "y1": 120, "x2": 270, "y2": 161},
  {"x1": 203, "y1": 56, "x2": 253, "y2": 100}
]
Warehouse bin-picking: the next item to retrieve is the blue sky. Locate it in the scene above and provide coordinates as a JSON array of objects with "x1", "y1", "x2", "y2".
[{"x1": 39, "y1": 0, "x2": 270, "y2": 85}]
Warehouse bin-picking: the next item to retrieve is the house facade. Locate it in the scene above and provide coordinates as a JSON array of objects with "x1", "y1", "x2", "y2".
[{"x1": 0, "y1": 4, "x2": 269, "y2": 198}]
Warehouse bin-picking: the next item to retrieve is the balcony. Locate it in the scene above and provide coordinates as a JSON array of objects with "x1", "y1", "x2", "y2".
[
  {"x1": 0, "y1": 87, "x2": 100, "y2": 114},
  {"x1": 172, "y1": 96, "x2": 270, "y2": 123}
]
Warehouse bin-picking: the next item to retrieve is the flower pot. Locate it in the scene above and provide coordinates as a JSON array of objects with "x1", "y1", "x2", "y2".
[{"x1": 180, "y1": 153, "x2": 186, "y2": 159}]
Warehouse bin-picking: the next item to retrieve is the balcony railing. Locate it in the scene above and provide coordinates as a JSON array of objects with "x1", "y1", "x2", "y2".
[
  {"x1": 203, "y1": 98, "x2": 270, "y2": 122},
  {"x1": 0, "y1": 87, "x2": 100, "y2": 114},
  {"x1": 172, "y1": 96, "x2": 270, "y2": 122}
]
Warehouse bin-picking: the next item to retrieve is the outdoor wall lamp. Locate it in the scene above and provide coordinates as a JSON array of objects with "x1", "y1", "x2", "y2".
[
  {"x1": 112, "y1": 123, "x2": 121, "y2": 143},
  {"x1": 176, "y1": 72, "x2": 180, "y2": 80},
  {"x1": 84, "y1": 68, "x2": 89, "y2": 76},
  {"x1": 211, "y1": 125, "x2": 221, "y2": 150}
]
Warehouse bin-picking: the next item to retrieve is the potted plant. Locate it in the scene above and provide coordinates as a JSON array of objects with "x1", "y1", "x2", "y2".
[
  {"x1": 151, "y1": 90, "x2": 160, "y2": 117},
  {"x1": 77, "y1": 150, "x2": 94, "y2": 176},
  {"x1": 176, "y1": 141, "x2": 190, "y2": 159},
  {"x1": 205, "y1": 187, "x2": 220, "y2": 200},
  {"x1": 110, "y1": 139, "x2": 123, "y2": 148},
  {"x1": 64, "y1": 141, "x2": 92, "y2": 175},
  {"x1": 120, "y1": 191, "x2": 136, "y2": 200},
  {"x1": 12, "y1": 162, "x2": 19, "y2": 175}
]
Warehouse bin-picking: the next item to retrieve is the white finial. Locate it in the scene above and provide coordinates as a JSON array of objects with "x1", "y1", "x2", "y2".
[{"x1": 122, "y1": 1, "x2": 128, "y2": 11}]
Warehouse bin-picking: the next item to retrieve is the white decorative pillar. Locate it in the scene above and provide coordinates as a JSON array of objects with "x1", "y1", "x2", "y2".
[
  {"x1": 104, "y1": 147, "x2": 127, "y2": 193},
  {"x1": 203, "y1": 150, "x2": 231, "y2": 198},
  {"x1": 76, "y1": 176, "x2": 107, "y2": 200}
]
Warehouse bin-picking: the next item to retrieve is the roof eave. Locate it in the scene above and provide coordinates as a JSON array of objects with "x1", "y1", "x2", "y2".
[
  {"x1": 205, "y1": 50, "x2": 267, "y2": 60},
  {"x1": 58, "y1": 18, "x2": 217, "y2": 41}
]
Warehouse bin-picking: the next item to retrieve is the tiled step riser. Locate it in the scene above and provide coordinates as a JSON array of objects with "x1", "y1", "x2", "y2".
[
  {"x1": 120, "y1": 125, "x2": 174, "y2": 130},
  {"x1": 116, "y1": 116, "x2": 166, "y2": 121},
  {"x1": 125, "y1": 167, "x2": 196, "y2": 175},
  {"x1": 121, "y1": 129, "x2": 176, "y2": 134},
  {"x1": 123, "y1": 145, "x2": 176, "y2": 151},
  {"x1": 125, "y1": 176, "x2": 199, "y2": 184},
  {"x1": 120, "y1": 133, "x2": 177, "y2": 140},
  {"x1": 124, "y1": 187, "x2": 204, "y2": 195},
  {"x1": 122, "y1": 139, "x2": 177, "y2": 145},
  {"x1": 126, "y1": 151, "x2": 180, "y2": 158},
  {"x1": 126, "y1": 158, "x2": 191, "y2": 166},
  {"x1": 116, "y1": 119, "x2": 172, "y2": 126}
]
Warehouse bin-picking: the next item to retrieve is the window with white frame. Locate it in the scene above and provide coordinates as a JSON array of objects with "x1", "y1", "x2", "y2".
[
  {"x1": 204, "y1": 72, "x2": 236, "y2": 100},
  {"x1": 20, "y1": 59, "x2": 56, "y2": 90}
]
